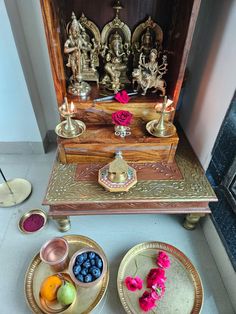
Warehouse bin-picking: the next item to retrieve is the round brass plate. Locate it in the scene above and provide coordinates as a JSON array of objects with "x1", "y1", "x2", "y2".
[
  {"x1": 25, "y1": 235, "x2": 109, "y2": 314},
  {"x1": 18, "y1": 209, "x2": 47, "y2": 234},
  {"x1": 0, "y1": 178, "x2": 32, "y2": 207},
  {"x1": 55, "y1": 120, "x2": 86, "y2": 139},
  {"x1": 117, "y1": 241, "x2": 203, "y2": 314},
  {"x1": 146, "y1": 119, "x2": 176, "y2": 138}
]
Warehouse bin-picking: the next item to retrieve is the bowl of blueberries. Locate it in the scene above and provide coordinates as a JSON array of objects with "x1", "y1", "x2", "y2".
[{"x1": 68, "y1": 248, "x2": 107, "y2": 287}]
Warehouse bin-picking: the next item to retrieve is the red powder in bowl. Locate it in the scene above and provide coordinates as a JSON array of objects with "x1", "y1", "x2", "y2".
[{"x1": 22, "y1": 214, "x2": 45, "y2": 232}]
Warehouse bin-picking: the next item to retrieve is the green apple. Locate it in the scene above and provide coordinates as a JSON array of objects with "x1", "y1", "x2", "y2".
[{"x1": 57, "y1": 281, "x2": 76, "y2": 305}]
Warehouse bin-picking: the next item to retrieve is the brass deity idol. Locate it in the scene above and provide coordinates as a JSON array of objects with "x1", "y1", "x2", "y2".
[
  {"x1": 132, "y1": 17, "x2": 163, "y2": 67},
  {"x1": 132, "y1": 49, "x2": 168, "y2": 96},
  {"x1": 64, "y1": 12, "x2": 91, "y2": 97},
  {"x1": 100, "y1": 0, "x2": 131, "y2": 93},
  {"x1": 101, "y1": 31, "x2": 130, "y2": 93},
  {"x1": 79, "y1": 13, "x2": 101, "y2": 84}
]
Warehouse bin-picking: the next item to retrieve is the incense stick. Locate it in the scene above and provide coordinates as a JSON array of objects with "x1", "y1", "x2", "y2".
[{"x1": 0, "y1": 168, "x2": 14, "y2": 194}]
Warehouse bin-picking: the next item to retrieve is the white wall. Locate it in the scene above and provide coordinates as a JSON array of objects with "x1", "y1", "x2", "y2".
[
  {"x1": 0, "y1": 0, "x2": 42, "y2": 143},
  {"x1": 15, "y1": 0, "x2": 59, "y2": 131},
  {"x1": 179, "y1": 0, "x2": 236, "y2": 170},
  {"x1": 4, "y1": 0, "x2": 59, "y2": 143}
]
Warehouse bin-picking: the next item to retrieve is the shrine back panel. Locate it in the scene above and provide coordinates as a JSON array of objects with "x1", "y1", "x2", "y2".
[{"x1": 40, "y1": 0, "x2": 201, "y2": 109}]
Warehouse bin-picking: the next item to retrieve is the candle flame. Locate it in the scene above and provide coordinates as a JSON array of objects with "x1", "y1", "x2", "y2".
[{"x1": 167, "y1": 99, "x2": 173, "y2": 106}]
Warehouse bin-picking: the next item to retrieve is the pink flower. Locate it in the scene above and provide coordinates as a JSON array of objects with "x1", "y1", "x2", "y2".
[
  {"x1": 124, "y1": 276, "x2": 143, "y2": 291},
  {"x1": 139, "y1": 291, "x2": 156, "y2": 312},
  {"x1": 157, "y1": 251, "x2": 170, "y2": 269},
  {"x1": 147, "y1": 268, "x2": 166, "y2": 288},
  {"x1": 151, "y1": 282, "x2": 166, "y2": 300},
  {"x1": 114, "y1": 90, "x2": 130, "y2": 104},
  {"x1": 112, "y1": 110, "x2": 133, "y2": 126}
]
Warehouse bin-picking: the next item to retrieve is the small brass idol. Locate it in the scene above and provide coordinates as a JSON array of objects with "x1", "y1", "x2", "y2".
[
  {"x1": 100, "y1": 0, "x2": 131, "y2": 93},
  {"x1": 64, "y1": 12, "x2": 91, "y2": 97},
  {"x1": 146, "y1": 96, "x2": 176, "y2": 138},
  {"x1": 79, "y1": 13, "x2": 101, "y2": 85},
  {"x1": 132, "y1": 16, "x2": 163, "y2": 67},
  {"x1": 98, "y1": 151, "x2": 137, "y2": 192},
  {"x1": 132, "y1": 49, "x2": 167, "y2": 96}
]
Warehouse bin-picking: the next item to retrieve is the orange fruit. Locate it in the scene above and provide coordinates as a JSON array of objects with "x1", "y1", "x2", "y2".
[{"x1": 40, "y1": 275, "x2": 63, "y2": 302}]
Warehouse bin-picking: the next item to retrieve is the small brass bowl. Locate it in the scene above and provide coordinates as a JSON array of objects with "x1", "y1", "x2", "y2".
[
  {"x1": 68, "y1": 248, "x2": 107, "y2": 288},
  {"x1": 40, "y1": 237, "x2": 69, "y2": 272},
  {"x1": 18, "y1": 209, "x2": 47, "y2": 234}
]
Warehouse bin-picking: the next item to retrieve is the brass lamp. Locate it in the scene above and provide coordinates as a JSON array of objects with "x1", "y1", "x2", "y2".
[{"x1": 146, "y1": 96, "x2": 176, "y2": 138}]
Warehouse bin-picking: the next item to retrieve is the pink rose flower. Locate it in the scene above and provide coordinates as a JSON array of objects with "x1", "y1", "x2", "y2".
[
  {"x1": 157, "y1": 251, "x2": 171, "y2": 269},
  {"x1": 147, "y1": 268, "x2": 166, "y2": 288},
  {"x1": 112, "y1": 110, "x2": 133, "y2": 126},
  {"x1": 151, "y1": 282, "x2": 166, "y2": 300},
  {"x1": 139, "y1": 291, "x2": 156, "y2": 312},
  {"x1": 124, "y1": 276, "x2": 143, "y2": 291},
  {"x1": 114, "y1": 90, "x2": 130, "y2": 104}
]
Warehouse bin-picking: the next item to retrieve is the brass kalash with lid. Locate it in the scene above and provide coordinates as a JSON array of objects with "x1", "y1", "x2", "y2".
[{"x1": 98, "y1": 152, "x2": 137, "y2": 192}]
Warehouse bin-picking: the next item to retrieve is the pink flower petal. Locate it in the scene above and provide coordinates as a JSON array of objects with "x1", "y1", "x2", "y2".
[{"x1": 157, "y1": 251, "x2": 171, "y2": 269}]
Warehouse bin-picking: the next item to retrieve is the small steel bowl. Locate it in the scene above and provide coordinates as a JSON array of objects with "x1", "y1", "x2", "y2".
[
  {"x1": 40, "y1": 237, "x2": 69, "y2": 272},
  {"x1": 68, "y1": 247, "x2": 107, "y2": 288}
]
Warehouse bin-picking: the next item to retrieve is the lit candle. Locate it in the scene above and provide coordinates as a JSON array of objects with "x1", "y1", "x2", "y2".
[{"x1": 64, "y1": 97, "x2": 69, "y2": 113}]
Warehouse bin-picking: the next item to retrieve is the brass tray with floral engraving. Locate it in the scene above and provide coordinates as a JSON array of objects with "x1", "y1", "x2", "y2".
[
  {"x1": 24, "y1": 235, "x2": 109, "y2": 314},
  {"x1": 117, "y1": 242, "x2": 203, "y2": 314}
]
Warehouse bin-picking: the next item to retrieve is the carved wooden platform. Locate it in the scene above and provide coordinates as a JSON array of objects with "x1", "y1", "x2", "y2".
[
  {"x1": 44, "y1": 132, "x2": 217, "y2": 231},
  {"x1": 58, "y1": 125, "x2": 179, "y2": 164}
]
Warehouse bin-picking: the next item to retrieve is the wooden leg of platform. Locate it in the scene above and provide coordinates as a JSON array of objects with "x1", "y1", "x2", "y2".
[
  {"x1": 183, "y1": 213, "x2": 205, "y2": 230},
  {"x1": 53, "y1": 216, "x2": 71, "y2": 232}
]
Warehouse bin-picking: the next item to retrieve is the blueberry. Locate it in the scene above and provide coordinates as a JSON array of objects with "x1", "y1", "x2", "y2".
[
  {"x1": 83, "y1": 260, "x2": 91, "y2": 268},
  {"x1": 84, "y1": 274, "x2": 93, "y2": 283},
  {"x1": 91, "y1": 267, "x2": 101, "y2": 278},
  {"x1": 76, "y1": 274, "x2": 84, "y2": 282},
  {"x1": 81, "y1": 268, "x2": 88, "y2": 276},
  {"x1": 88, "y1": 252, "x2": 95, "y2": 259},
  {"x1": 82, "y1": 252, "x2": 88, "y2": 260},
  {"x1": 90, "y1": 259, "x2": 96, "y2": 266},
  {"x1": 96, "y1": 258, "x2": 103, "y2": 269},
  {"x1": 89, "y1": 266, "x2": 97, "y2": 273},
  {"x1": 73, "y1": 264, "x2": 81, "y2": 276},
  {"x1": 76, "y1": 254, "x2": 84, "y2": 265}
]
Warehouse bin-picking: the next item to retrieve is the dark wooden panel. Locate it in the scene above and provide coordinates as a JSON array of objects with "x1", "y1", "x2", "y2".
[{"x1": 40, "y1": 0, "x2": 67, "y2": 105}]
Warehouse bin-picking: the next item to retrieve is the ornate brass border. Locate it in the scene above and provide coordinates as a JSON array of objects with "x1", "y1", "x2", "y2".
[{"x1": 117, "y1": 241, "x2": 203, "y2": 314}]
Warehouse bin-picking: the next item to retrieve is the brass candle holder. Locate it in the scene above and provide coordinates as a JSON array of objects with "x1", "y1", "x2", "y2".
[
  {"x1": 146, "y1": 96, "x2": 176, "y2": 138},
  {"x1": 55, "y1": 97, "x2": 86, "y2": 139}
]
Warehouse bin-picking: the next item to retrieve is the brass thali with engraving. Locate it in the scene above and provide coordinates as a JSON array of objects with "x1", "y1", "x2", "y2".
[
  {"x1": 117, "y1": 242, "x2": 203, "y2": 314},
  {"x1": 24, "y1": 235, "x2": 109, "y2": 314}
]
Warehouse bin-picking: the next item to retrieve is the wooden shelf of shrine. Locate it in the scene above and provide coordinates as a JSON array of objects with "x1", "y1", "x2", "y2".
[
  {"x1": 40, "y1": 0, "x2": 201, "y2": 109},
  {"x1": 66, "y1": 84, "x2": 175, "y2": 125},
  {"x1": 58, "y1": 124, "x2": 179, "y2": 164},
  {"x1": 40, "y1": 0, "x2": 201, "y2": 164}
]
